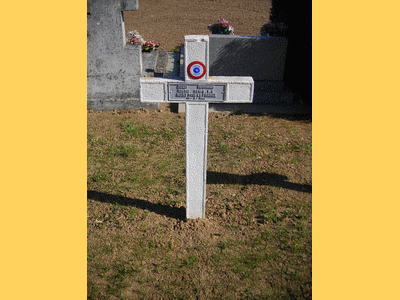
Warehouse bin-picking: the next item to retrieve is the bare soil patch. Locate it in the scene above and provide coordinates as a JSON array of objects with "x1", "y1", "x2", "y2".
[
  {"x1": 87, "y1": 107, "x2": 312, "y2": 299},
  {"x1": 123, "y1": 0, "x2": 272, "y2": 51}
]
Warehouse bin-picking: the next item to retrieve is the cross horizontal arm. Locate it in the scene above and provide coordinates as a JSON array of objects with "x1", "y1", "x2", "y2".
[{"x1": 140, "y1": 76, "x2": 254, "y2": 103}]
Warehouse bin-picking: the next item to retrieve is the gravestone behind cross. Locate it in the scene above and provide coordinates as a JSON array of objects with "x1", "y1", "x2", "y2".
[
  {"x1": 209, "y1": 35, "x2": 292, "y2": 104},
  {"x1": 87, "y1": 0, "x2": 156, "y2": 110},
  {"x1": 140, "y1": 35, "x2": 254, "y2": 219}
]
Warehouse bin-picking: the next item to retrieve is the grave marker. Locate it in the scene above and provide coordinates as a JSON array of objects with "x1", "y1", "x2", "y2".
[
  {"x1": 88, "y1": 0, "x2": 156, "y2": 110},
  {"x1": 140, "y1": 35, "x2": 254, "y2": 219},
  {"x1": 208, "y1": 35, "x2": 292, "y2": 104}
]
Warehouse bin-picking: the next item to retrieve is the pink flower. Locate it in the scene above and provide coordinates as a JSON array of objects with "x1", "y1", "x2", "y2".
[
  {"x1": 128, "y1": 36, "x2": 141, "y2": 45},
  {"x1": 146, "y1": 40, "x2": 156, "y2": 47},
  {"x1": 217, "y1": 18, "x2": 230, "y2": 28}
]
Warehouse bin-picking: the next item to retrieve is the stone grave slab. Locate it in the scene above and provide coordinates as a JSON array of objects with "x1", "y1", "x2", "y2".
[
  {"x1": 87, "y1": 0, "x2": 157, "y2": 110},
  {"x1": 208, "y1": 34, "x2": 293, "y2": 104}
]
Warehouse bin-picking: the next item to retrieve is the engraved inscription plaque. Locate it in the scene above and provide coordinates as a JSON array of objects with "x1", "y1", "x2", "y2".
[{"x1": 168, "y1": 83, "x2": 226, "y2": 102}]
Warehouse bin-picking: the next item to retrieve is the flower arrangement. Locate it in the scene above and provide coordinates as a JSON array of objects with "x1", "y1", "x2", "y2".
[
  {"x1": 207, "y1": 18, "x2": 234, "y2": 35},
  {"x1": 142, "y1": 40, "x2": 159, "y2": 52},
  {"x1": 126, "y1": 30, "x2": 160, "y2": 52},
  {"x1": 127, "y1": 30, "x2": 144, "y2": 45}
]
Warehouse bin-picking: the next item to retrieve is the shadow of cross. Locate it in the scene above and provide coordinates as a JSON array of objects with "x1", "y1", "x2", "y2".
[
  {"x1": 140, "y1": 35, "x2": 254, "y2": 219},
  {"x1": 87, "y1": 0, "x2": 142, "y2": 99},
  {"x1": 207, "y1": 171, "x2": 312, "y2": 194}
]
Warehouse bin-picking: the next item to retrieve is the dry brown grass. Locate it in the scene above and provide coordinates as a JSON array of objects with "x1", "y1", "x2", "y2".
[{"x1": 87, "y1": 108, "x2": 312, "y2": 299}]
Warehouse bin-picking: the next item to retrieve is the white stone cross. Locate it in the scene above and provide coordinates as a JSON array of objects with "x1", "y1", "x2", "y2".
[{"x1": 140, "y1": 35, "x2": 254, "y2": 219}]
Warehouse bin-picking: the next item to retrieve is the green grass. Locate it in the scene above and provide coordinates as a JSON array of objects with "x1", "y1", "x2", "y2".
[
  {"x1": 181, "y1": 255, "x2": 197, "y2": 267},
  {"x1": 112, "y1": 144, "x2": 138, "y2": 157}
]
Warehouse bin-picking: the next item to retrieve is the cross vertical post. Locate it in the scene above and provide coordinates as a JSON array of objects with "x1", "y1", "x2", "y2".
[
  {"x1": 184, "y1": 36, "x2": 209, "y2": 219},
  {"x1": 140, "y1": 35, "x2": 254, "y2": 219},
  {"x1": 185, "y1": 102, "x2": 208, "y2": 218}
]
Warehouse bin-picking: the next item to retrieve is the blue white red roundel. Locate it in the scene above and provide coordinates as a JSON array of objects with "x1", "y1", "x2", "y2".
[{"x1": 187, "y1": 61, "x2": 206, "y2": 79}]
